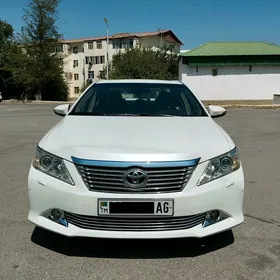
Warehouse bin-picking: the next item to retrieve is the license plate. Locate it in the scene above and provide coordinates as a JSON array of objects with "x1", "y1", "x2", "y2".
[{"x1": 98, "y1": 199, "x2": 174, "y2": 216}]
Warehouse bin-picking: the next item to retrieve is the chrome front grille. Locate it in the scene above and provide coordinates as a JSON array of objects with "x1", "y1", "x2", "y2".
[
  {"x1": 65, "y1": 212, "x2": 206, "y2": 231},
  {"x1": 75, "y1": 165, "x2": 196, "y2": 193}
]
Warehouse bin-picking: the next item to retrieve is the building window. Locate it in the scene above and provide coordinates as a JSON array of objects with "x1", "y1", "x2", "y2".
[
  {"x1": 74, "y1": 73, "x2": 79, "y2": 80},
  {"x1": 113, "y1": 40, "x2": 120, "y2": 49},
  {"x1": 74, "y1": 87, "x2": 80, "y2": 94},
  {"x1": 73, "y1": 60, "x2": 78, "y2": 68},
  {"x1": 88, "y1": 71, "x2": 94, "y2": 79},
  {"x1": 123, "y1": 42, "x2": 128, "y2": 49},
  {"x1": 129, "y1": 39, "x2": 133, "y2": 48},
  {"x1": 249, "y1": 65, "x2": 252, "y2": 72},
  {"x1": 95, "y1": 56, "x2": 100, "y2": 64},
  {"x1": 113, "y1": 40, "x2": 123, "y2": 49},
  {"x1": 73, "y1": 46, "x2": 78, "y2": 53},
  {"x1": 169, "y1": 45, "x2": 175, "y2": 52},
  {"x1": 85, "y1": 56, "x2": 94, "y2": 64},
  {"x1": 212, "y1": 69, "x2": 218, "y2": 76},
  {"x1": 96, "y1": 41, "x2": 102, "y2": 49},
  {"x1": 88, "y1": 41, "x2": 94, "y2": 50},
  {"x1": 196, "y1": 66, "x2": 199, "y2": 73},
  {"x1": 86, "y1": 56, "x2": 105, "y2": 65},
  {"x1": 55, "y1": 45, "x2": 63, "y2": 52}
]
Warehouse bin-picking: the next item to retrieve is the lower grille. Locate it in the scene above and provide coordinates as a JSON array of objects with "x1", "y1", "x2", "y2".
[{"x1": 65, "y1": 212, "x2": 205, "y2": 232}]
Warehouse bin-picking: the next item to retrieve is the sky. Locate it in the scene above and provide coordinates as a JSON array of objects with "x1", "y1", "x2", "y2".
[{"x1": 1, "y1": 0, "x2": 280, "y2": 49}]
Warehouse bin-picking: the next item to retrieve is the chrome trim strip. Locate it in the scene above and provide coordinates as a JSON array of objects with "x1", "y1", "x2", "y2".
[
  {"x1": 71, "y1": 157, "x2": 200, "y2": 168},
  {"x1": 65, "y1": 212, "x2": 205, "y2": 231}
]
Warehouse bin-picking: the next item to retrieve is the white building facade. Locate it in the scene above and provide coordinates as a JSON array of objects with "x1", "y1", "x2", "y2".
[
  {"x1": 57, "y1": 30, "x2": 182, "y2": 98},
  {"x1": 179, "y1": 42, "x2": 280, "y2": 101}
]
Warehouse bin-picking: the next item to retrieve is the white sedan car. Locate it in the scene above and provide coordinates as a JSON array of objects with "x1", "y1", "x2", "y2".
[{"x1": 28, "y1": 79, "x2": 244, "y2": 239}]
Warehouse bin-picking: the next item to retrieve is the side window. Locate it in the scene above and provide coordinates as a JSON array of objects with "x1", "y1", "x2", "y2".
[
  {"x1": 182, "y1": 87, "x2": 203, "y2": 116},
  {"x1": 180, "y1": 92, "x2": 192, "y2": 115},
  {"x1": 73, "y1": 86, "x2": 97, "y2": 113}
]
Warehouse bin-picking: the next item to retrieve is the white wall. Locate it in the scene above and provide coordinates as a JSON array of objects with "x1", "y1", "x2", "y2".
[
  {"x1": 140, "y1": 36, "x2": 180, "y2": 53},
  {"x1": 179, "y1": 62, "x2": 280, "y2": 100},
  {"x1": 62, "y1": 43, "x2": 86, "y2": 97}
]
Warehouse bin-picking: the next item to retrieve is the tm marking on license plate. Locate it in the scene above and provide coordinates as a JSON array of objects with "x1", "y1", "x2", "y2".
[{"x1": 98, "y1": 200, "x2": 174, "y2": 216}]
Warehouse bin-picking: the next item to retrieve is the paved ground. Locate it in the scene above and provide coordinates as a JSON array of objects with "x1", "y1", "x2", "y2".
[{"x1": 1, "y1": 103, "x2": 280, "y2": 280}]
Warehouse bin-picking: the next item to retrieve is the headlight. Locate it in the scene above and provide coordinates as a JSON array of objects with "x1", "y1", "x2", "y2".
[
  {"x1": 32, "y1": 146, "x2": 74, "y2": 185},
  {"x1": 197, "y1": 147, "x2": 240, "y2": 186}
]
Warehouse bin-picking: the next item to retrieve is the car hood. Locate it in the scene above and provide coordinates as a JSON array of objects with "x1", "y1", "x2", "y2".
[{"x1": 39, "y1": 116, "x2": 235, "y2": 163}]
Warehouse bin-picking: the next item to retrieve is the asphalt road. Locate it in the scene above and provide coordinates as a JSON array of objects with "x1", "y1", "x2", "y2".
[{"x1": 1, "y1": 103, "x2": 280, "y2": 280}]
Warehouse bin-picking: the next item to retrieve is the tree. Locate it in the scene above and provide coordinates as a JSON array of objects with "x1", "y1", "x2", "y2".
[
  {"x1": 19, "y1": 0, "x2": 68, "y2": 100},
  {"x1": 99, "y1": 48, "x2": 180, "y2": 80},
  {"x1": 0, "y1": 19, "x2": 13, "y2": 43},
  {"x1": 80, "y1": 79, "x2": 93, "y2": 93},
  {"x1": 0, "y1": 19, "x2": 24, "y2": 99}
]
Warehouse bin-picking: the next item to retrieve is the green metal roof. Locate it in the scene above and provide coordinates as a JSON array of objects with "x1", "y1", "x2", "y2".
[{"x1": 180, "y1": 42, "x2": 280, "y2": 57}]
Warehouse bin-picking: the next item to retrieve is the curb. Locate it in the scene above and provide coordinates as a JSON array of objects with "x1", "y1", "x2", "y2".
[
  {"x1": 217, "y1": 105, "x2": 280, "y2": 109},
  {"x1": 2, "y1": 100, "x2": 74, "y2": 104}
]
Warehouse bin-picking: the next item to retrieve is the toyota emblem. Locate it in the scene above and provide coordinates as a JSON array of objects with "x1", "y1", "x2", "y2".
[{"x1": 123, "y1": 169, "x2": 148, "y2": 188}]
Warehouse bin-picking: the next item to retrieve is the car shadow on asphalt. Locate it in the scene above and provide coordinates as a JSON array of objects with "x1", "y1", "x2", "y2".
[{"x1": 31, "y1": 227, "x2": 234, "y2": 258}]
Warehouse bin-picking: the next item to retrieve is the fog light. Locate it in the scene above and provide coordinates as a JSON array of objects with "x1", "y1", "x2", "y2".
[
  {"x1": 206, "y1": 210, "x2": 220, "y2": 222},
  {"x1": 41, "y1": 209, "x2": 68, "y2": 227},
  {"x1": 203, "y1": 210, "x2": 230, "y2": 228},
  {"x1": 50, "y1": 209, "x2": 62, "y2": 221}
]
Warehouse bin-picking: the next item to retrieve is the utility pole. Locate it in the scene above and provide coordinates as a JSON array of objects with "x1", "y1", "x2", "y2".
[
  {"x1": 104, "y1": 18, "x2": 109, "y2": 80},
  {"x1": 158, "y1": 27, "x2": 163, "y2": 50}
]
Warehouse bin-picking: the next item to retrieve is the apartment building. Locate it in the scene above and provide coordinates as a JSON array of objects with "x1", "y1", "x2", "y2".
[{"x1": 56, "y1": 30, "x2": 183, "y2": 98}]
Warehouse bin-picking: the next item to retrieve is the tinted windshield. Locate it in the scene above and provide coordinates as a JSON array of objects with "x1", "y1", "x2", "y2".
[{"x1": 70, "y1": 82, "x2": 208, "y2": 117}]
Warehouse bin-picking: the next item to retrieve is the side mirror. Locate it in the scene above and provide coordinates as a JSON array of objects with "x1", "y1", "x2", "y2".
[
  {"x1": 208, "y1": 105, "x2": 227, "y2": 118},
  {"x1": 53, "y1": 104, "x2": 70, "y2": 117}
]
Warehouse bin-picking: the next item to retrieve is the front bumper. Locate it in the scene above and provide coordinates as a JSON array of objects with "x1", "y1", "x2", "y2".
[{"x1": 28, "y1": 160, "x2": 245, "y2": 239}]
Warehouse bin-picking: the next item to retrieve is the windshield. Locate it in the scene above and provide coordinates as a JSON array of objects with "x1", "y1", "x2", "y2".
[{"x1": 69, "y1": 82, "x2": 208, "y2": 117}]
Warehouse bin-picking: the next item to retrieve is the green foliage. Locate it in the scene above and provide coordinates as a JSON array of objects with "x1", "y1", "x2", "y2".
[
  {"x1": 18, "y1": 0, "x2": 68, "y2": 100},
  {"x1": 98, "y1": 62, "x2": 111, "y2": 80},
  {"x1": 0, "y1": 19, "x2": 13, "y2": 43},
  {"x1": 21, "y1": 0, "x2": 61, "y2": 45},
  {"x1": 101, "y1": 48, "x2": 179, "y2": 80},
  {"x1": 43, "y1": 74, "x2": 69, "y2": 101},
  {"x1": 0, "y1": 1, "x2": 68, "y2": 101},
  {"x1": 80, "y1": 79, "x2": 93, "y2": 93},
  {"x1": 0, "y1": 19, "x2": 23, "y2": 99}
]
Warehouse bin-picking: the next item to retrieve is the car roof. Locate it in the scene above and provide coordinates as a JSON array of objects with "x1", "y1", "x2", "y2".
[{"x1": 95, "y1": 79, "x2": 182, "y2": 85}]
